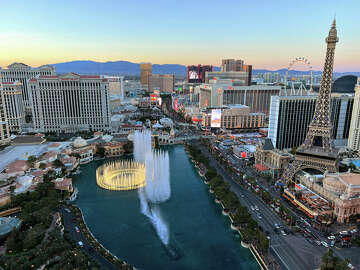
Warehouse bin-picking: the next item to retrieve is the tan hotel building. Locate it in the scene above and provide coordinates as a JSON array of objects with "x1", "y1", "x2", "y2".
[
  {"x1": 29, "y1": 73, "x2": 111, "y2": 133},
  {"x1": 201, "y1": 105, "x2": 265, "y2": 129},
  {"x1": 292, "y1": 172, "x2": 360, "y2": 223},
  {"x1": 140, "y1": 63, "x2": 152, "y2": 86}
]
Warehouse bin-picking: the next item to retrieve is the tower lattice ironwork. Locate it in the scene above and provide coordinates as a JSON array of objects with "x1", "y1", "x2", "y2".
[{"x1": 281, "y1": 19, "x2": 339, "y2": 184}]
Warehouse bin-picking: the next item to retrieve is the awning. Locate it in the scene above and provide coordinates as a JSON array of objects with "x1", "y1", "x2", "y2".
[{"x1": 254, "y1": 163, "x2": 268, "y2": 172}]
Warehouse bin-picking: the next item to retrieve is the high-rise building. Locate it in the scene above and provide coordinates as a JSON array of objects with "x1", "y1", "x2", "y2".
[
  {"x1": 198, "y1": 80, "x2": 281, "y2": 114},
  {"x1": 148, "y1": 74, "x2": 175, "y2": 92},
  {"x1": 201, "y1": 105, "x2": 265, "y2": 129},
  {"x1": 1, "y1": 81, "x2": 25, "y2": 133},
  {"x1": 348, "y1": 77, "x2": 360, "y2": 150},
  {"x1": 221, "y1": 59, "x2": 244, "y2": 72},
  {"x1": 29, "y1": 73, "x2": 111, "y2": 133},
  {"x1": 205, "y1": 71, "x2": 252, "y2": 86},
  {"x1": 0, "y1": 78, "x2": 10, "y2": 145},
  {"x1": 0, "y1": 63, "x2": 55, "y2": 112},
  {"x1": 263, "y1": 72, "x2": 281, "y2": 83},
  {"x1": 216, "y1": 59, "x2": 252, "y2": 85},
  {"x1": 140, "y1": 63, "x2": 152, "y2": 86},
  {"x1": 268, "y1": 94, "x2": 353, "y2": 150},
  {"x1": 187, "y1": 65, "x2": 213, "y2": 83}
]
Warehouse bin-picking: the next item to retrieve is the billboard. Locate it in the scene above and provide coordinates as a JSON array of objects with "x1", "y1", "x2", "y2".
[
  {"x1": 187, "y1": 65, "x2": 213, "y2": 83},
  {"x1": 211, "y1": 109, "x2": 221, "y2": 128},
  {"x1": 174, "y1": 98, "x2": 179, "y2": 112},
  {"x1": 150, "y1": 94, "x2": 157, "y2": 101}
]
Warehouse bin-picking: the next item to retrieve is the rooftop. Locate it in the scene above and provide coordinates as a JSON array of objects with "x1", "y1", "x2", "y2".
[{"x1": 11, "y1": 136, "x2": 46, "y2": 145}]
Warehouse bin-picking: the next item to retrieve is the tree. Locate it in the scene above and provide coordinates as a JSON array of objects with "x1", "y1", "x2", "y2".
[
  {"x1": 39, "y1": 163, "x2": 47, "y2": 170},
  {"x1": 96, "y1": 145, "x2": 106, "y2": 157},
  {"x1": 9, "y1": 185, "x2": 16, "y2": 194},
  {"x1": 320, "y1": 249, "x2": 351, "y2": 270},
  {"x1": 123, "y1": 141, "x2": 134, "y2": 154},
  {"x1": 27, "y1": 155, "x2": 37, "y2": 168},
  {"x1": 52, "y1": 159, "x2": 64, "y2": 168}
]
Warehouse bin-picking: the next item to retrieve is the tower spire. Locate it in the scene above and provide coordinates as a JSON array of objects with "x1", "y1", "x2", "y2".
[
  {"x1": 299, "y1": 19, "x2": 339, "y2": 151},
  {"x1": 280, "y1": 19, "x2": 340, "y2": 185}
]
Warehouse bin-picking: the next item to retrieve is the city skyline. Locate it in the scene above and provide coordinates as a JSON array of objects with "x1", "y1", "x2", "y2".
[{"x1": 0, "y1": 0, "x2": 359, "y2": 72}]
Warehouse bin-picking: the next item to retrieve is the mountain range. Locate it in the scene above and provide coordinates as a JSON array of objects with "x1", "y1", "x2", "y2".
[{"x1": 51, "y1": 60, "x2": 360, "y2": 77}]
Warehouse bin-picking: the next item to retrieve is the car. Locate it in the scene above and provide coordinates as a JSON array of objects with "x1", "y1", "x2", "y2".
[
  {"x1": 347, "y1": 263, "x2": 355, "y2": 270},
  {"x1": 281, "y1": 230, "x2": 287, "y2": 236},
  {"x1": 321, "y1": 241, "x2": 329, "y2": 248},
  {"x1": 257, "y1": 213, "x2": 262, "y2": 219},
  {"x1": 274, "y1": 224, "x2": 280, "y2": 229},
  {"x1": 65, "y1": 208, "x2": 71, "y2": 213},
  {"x1": 330, "y1": 240, "x2": 335, "y2": 247},
  {"x1": 75, "y1": 226, "x2": 80, "y2": 233},
  {"x1": 266, "y1": 236, "x2": 271, "y2": 240},
  {"x1": 340, "y1": 231, "x2": 348, "y2": 235},
  {"x1": 254, "y1": 205, "x2": 259, "y2": 211},
  {"x1": 328, "y1": 235, "x2": 336, "y2": 240},
  {"x1": 78, "y1": 241, "x2": 84, "y2": 247},
  {"x1": 350, "y1": 229, "x2": 358, "y2": 234},
  {"x1": 251, "y1": 206, "x2": 255, "y2": 211},
  {"x1": 315, "y1": 240, "x2": 321, "y2": 246}
]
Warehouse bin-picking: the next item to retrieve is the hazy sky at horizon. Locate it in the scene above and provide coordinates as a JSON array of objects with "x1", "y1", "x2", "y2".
[{"x1": 0, "y1": 0, "x2": 359, "y2": 72}]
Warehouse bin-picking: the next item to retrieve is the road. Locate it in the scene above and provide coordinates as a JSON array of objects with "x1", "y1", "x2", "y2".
[
  {"x1": 213, "y1": 141, "x2": 360, "y2": 269},
  {"x1": 60, "y1": 206, "x2": 121, "y2": 270},
  {"x1": 197, "y1": 143, "x2": 324, "y2": 270}
]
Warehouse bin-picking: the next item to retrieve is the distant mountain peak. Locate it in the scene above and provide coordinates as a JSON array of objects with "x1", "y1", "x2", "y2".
[{"x1": 49, "y1": 60, "x2": 360, "y2": 77}]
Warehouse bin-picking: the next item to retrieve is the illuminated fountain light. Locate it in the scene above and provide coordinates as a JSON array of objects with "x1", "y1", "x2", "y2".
[{"x1": 96, "y1": 160, "x2": 146, "y2": 191}]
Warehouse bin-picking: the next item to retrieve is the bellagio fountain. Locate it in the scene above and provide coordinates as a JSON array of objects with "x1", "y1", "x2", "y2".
[{"x1": 96, "y1": 130, "x2": 172, "y2": 247}]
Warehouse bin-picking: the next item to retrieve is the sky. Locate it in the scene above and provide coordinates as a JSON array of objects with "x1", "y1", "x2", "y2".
[{"x1": 0, "y1": 0, "x2": 359, "y2": 72}]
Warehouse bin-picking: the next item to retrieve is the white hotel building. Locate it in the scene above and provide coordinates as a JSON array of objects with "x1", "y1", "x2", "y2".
[
  {"x1": 1, "y1": 81, "x2": 25, "y2": 133},
  {"x1": 348, "y1": 78, "x2": 360, "y2": 151},
  {"x1": 0, "y1": 63, "x2": 56, "y2": 112},
  {"x1": 29, "y1": 73, "x2": 111, "y2": 133}
]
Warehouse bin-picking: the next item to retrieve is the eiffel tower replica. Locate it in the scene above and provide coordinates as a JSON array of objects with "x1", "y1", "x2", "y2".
[{"x1": 281, "y1": 19, "x2": 339, "y2": 184}]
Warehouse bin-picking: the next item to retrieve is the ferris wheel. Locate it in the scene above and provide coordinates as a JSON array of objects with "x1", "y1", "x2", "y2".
[{"x1": 284, "y1": 57, "x2": 313, "y2": 96}]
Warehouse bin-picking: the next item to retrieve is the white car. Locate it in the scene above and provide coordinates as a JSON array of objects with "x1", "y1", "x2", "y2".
[
  {"x1": 339, "y1": 231, "x2": 348, "y2": 235},
  {"x1": 281, "y1": 230, "x2": 287, "y2": 236},
  {"x1": 78, "y1": 241, "x2": 84, "y2": 247},
  {"x1": 251, "y1": 206, "x2": 255, "y2": 211},
  {"x1": 321, "y1": 241, "x2": 328, "y2": 248},
  {"x1": 328, "y1": 236, "x2": 336, "y2": 240}
]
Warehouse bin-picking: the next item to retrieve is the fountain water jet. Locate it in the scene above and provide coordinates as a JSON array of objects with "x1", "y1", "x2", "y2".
[{"x1": 134, "y1": 130, "x2": 171, "y2": 246}]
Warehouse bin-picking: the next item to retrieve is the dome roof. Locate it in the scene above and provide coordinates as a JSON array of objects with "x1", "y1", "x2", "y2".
[
  {"x1": 332, "y1": 75, "x2": 357, "y2": 93},
  {"x1": 73, "y1": 137, "x2": 87, "y2": 148},
  {"x1": 102, "y1": 135, "x2": 113, "y2": 142},
  {"x1": 312, "y1": 75, "x2": 357, "y2": 94},
  {"x1": 323, "y1": 176, "x2": 346, "y2": 194}
]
